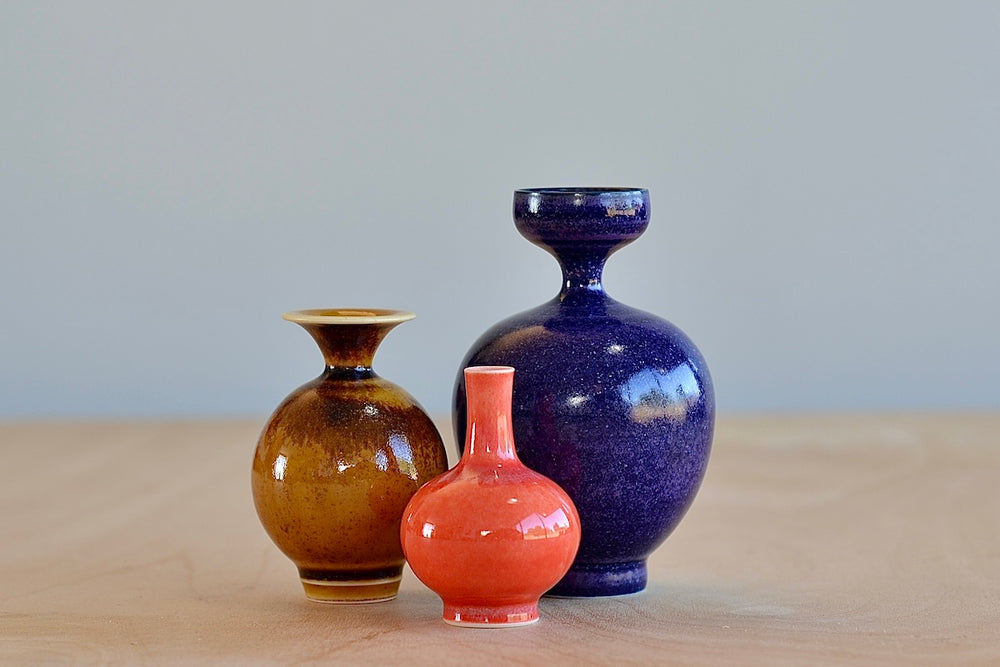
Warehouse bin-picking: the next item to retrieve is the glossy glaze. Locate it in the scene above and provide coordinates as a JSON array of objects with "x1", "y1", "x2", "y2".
[
  {"x1": 252, "y1": 309, "x2": 448, "y2": 603},
  {"x1": 402, "y1": 366, "x2": 580, "y2": 626},
  {"x1": 454, "y1": 189, "x2": 715, "y2": 597}
]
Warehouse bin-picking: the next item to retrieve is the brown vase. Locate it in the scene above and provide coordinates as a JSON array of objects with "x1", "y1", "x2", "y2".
[{"x1": 252, "y1": 308, "x2": 448, "y2": 603}]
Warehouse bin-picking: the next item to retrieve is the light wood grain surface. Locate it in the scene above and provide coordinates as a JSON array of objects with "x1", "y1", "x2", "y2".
[{"x1": 1, "y1": 415, "x2": 998, "y2": 665}]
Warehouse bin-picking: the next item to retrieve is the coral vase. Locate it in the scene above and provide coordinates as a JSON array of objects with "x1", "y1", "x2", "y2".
[
  {"x1": 401, "y1": 366, "x2": 581, "y2": 627},
  {"x1": 454, "y1": 188, "x2": 715, "y2": 597},
  {"x1": 252, "y1": 309, "x2": 448, "y2": 603}
]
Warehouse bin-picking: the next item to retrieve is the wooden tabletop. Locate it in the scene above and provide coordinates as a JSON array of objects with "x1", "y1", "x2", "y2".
[{"x1": 2, "y1": 414, "x2": 997, "y2": 665}]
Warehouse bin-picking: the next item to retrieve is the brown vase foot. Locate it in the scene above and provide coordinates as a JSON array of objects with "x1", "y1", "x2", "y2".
[{"x1": 299, "y1": 574, "x2": 401, "y2": 604}]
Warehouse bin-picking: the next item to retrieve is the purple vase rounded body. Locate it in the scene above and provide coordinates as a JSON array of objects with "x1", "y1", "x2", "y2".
[{"x1": 454, "y1": 188, "x2": 714, "y2": 597}]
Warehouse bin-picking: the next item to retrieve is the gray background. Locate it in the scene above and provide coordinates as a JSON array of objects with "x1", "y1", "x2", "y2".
[{"x1": 2, "y1": 1, "x2": 998, "y2": 418}]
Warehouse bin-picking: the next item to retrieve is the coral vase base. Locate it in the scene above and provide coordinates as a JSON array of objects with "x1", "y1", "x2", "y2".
[
  {"x1": 300, "y1": 574, "x2": 402, "y2": 604},
  {"x1": 442, "y1": 601, "x2": 540, "y2": 627},
  {"x1": 545, "y1": 561, "x2": 647, "y2": 598}
]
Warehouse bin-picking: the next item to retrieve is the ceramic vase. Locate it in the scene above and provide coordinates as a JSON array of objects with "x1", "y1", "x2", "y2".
[
  {"x1": 454, "y1": 188, "x2": 715, "y2": 597},
  {"x1": 252, "y1": 308, "x2": 448, "y2": 603},
  {"x1": 401, "y1": 366, "x2": 581, "y2": 627}
]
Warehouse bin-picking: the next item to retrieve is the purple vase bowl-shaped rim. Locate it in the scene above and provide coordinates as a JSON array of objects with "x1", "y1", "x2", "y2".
[{"x1": 513, "y1": 187, "x2": 649, "y2": 246}]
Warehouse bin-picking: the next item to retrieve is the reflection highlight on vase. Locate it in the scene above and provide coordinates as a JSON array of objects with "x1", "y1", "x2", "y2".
[{"x1": 621, "y1": 362, "x2": 700, "y2": 424}]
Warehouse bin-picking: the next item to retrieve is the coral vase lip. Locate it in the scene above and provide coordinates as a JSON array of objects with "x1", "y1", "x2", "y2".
[
  {"x1": 465, "y1": 365, "x2": 515, "y2": 375},
  {"x1": 282, "y1": 308, "x2": 416, "y2": 325}
]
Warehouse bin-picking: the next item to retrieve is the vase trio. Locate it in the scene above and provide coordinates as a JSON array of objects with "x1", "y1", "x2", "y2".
[{"x1": 251, "y1": 188, "x2": 715, "y2": 626}]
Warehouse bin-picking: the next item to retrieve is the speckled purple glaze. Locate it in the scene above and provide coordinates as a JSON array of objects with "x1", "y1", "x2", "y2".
[{"x1": 453, "y1": 188, "x2": 714, "y2": 597}]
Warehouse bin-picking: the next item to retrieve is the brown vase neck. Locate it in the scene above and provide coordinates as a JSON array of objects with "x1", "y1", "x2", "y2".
[
  {"x1": 282, "y1": 309, "x2": 415, "y2": 372},
  {"x1": 463, "y1": 366, "x2": 519, "y2": 466},
  {"x1": 299, "y1": 322, "x2": 401, "y2": 371}
]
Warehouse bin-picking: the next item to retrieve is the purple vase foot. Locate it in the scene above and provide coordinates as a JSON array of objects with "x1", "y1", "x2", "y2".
[{"x1": 546, "y1": 561, "x2": 646, "y2": 597}]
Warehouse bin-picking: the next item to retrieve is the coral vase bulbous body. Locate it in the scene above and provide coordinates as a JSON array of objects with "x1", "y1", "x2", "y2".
[
  {"x1": 454, "y1": 189, "x2": 715, "y2": 597},
  {"x1": 252, "y1": 309, "x2": 448, "y2": 603},
  {"x1": 402, "y1": 366, "x2": 581, "y2": 627}
]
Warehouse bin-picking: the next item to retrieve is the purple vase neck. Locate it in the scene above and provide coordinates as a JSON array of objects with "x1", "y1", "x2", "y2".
[{"x1": 513, "y1": 188, "x2": 649, "y2": 296}]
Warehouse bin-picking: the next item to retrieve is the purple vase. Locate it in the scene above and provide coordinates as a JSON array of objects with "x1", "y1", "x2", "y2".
[{"x1": 454, "y1": 187, "x2": 714, "y2": 597}]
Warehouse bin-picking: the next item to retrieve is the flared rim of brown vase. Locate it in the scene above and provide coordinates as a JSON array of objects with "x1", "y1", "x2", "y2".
[{"x1": 282, "y1": 308, "x2": 416, "y2": 325}]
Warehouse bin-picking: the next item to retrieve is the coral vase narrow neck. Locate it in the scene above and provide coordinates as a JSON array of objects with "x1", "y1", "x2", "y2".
[
  {"x1": 282, "y1": 309, "x2": 415, "y2": 373},
  {"x1": 463, "y1": 366, "x2": 518, "y2": 465}
]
